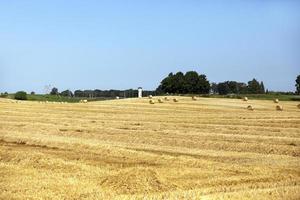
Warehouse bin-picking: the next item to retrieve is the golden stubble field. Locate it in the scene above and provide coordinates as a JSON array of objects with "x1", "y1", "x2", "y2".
[{"x1": 0, "y1": 96, "x2": 299, "y2": 199}]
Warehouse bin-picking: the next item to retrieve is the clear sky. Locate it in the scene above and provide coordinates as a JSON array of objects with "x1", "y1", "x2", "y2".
[{"x1": 0, "y1": 0, "x2": 299, "y2": 93}]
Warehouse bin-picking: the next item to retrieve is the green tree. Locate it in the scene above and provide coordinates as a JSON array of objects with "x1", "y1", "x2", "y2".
[
  {"x1": 248, "y1": 79, "x2": 261, "y2": 94},
  {"x1": 198, "y1": 74, "x2": 210, "y2": 94},
  {"x1": 296, "y1": 75, "x2": 300, "y2": 94},
  {"x1": 15, "y1": 91, "x2": 27, "y2": 100},
  {"x1": 210, "y1": 82, "x2": 218, "y2": 94},
  {"x1": 184, "y1": 71, "x2": 200, "y2": 93},
  {"x1": 157, "y1": 71, "x2": 210, "y2": 94},
  {"x1": 260, "y1": 81, "x2": 265, "y2": 94},
  {"x1": 227, "y1": 81, "x2": 239, "y2": 94},
  {"x1": 74, "y1": 90, "x2": 84, "y2": 97},
  {"x1": 159, "y1": 73, "x2": 174, "y2": 93},
  {"x1": 60, "y1": 90, "x2": 73, "y2": 97},
  {"x1": 217, "y1": 82, "x2": 230, "y2": 95},
  {"x1": 173, "y1": 72, "x2": 185, "y2": 93},
  {"x1": 50, "y1": 87, "x2": 59, "y2": 95}
]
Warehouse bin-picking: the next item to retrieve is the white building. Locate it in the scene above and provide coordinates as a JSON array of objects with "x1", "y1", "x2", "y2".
[{"x1": 138, "y1": 87, "x2": 142, "y2": 98}]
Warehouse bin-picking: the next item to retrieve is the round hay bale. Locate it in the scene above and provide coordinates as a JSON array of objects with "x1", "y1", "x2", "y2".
[
  {"x1": 164, "y1": 97, "x2": 169, "y2": 101},
  {"x1": 192, "y1": 96, "x2": 197, "y2": 101},
  {"x1": 173, "y1": 98, "x2": 178, "y2": 102},
  {"x1": 149, "y1": 99, "x2": 155, "y2": 104},
  {"x1": 116, "y1": 96, "x2": 120, "y2": 99},
  {"x1": 158, "y1": 98, "x2": 163, "y2": 103},
  {"x1": 243, "y1": 97, "x2": 248, "y2": 101},
  {"x1": 83, "y1": 99, "x2": 88, "y2": 103},
  {"x1": 276, "y1": 105, "x2": 283, "y2": 111},
  {"x1": 297, "y1": 104, "x2": 300, "y2": 109},
  {"x1": 247, "y1": 105, "x2": 254, "y2": 111},
  {"x1": 273, "y1": 99, "x2": 279, "y2": 103},
  {"x1": 148, "y1": 95, "x2": 153, "y2": 99}
]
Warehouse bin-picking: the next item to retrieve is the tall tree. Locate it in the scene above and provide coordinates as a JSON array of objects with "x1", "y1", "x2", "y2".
[
  {"x1": 260, "y1": 81, "x2": 265, "y2": 94},
  {"x1": 60, "y1": 90, "x2": 73, "y2": 97},
  {"x1": 198, "y1": 74, "x2": 210, "y2": 94},
  {"x1": 50, "y1": 87, "x2": 59, "y2": 95},
  {"x1": 217, "y1": 82, "x2": 230, "y2": 95},
  {"x1": 184, "y1": 71, "x2": 200, "y2": 93},
  {"x1": 157, "y1": 71, "x2": 210, "y2": 94},
  {"x1": 248, "y1": 79, "x2": 261, "y2": 94},
  {"x1": 227, "y1": 81, "x2": 239, "y2": 94},
  {"x1": 74, "y1": 90, "x2": 83, "y2": 97},
  {"x1": 159, "y1": 73, "x2": 174, "y2": 93},
  {"x1": 296, "y1": 75, "x2": 300, "y2": 95},
  {"x1": 173, "y1": 72, "x2": 185, "y2": 93},
  {"x1": 210, "y1": 82, "x2": 218, "y2": 94}
]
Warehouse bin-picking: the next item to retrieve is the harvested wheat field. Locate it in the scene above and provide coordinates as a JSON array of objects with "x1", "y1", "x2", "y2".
[{"x1": 0, "y1": 97, "x2": 300, "y2": 199}]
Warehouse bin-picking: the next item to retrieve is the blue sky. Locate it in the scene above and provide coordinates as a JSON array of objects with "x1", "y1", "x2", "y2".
[{"x1": 0, "y1": 0, "x2": 299, "y2": 93}]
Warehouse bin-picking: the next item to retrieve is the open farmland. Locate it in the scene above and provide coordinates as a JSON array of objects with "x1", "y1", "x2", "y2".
[{"x1": 0, "y1": 97, "x2": 300, "y2": 199}]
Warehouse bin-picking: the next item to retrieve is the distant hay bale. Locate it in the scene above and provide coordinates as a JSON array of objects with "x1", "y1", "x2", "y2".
[
  {"x1": 149, "y1": 99, "x2": 155, "y2": 104},
  {"x1": 158, "y1": 98, "x2": 163, "y2": 103},
  {"x1": 173, "y1": 98, "x2": 178, "y2": 102},
  {"x1": 116, "y1": 96, "x2": 119, "y2": 99},
  {"x1": 83, "y1": 99, "x2": 88, "y2": 103},
  {"x1": 273, "y1": 99, "x2": 279, "y2": 103},
  {"x1": 243, "y1": 97, "x2": 248, "y2": 101},
  {"x1": 276, "y1": 105, "x2": 283, "y2": 111},
  {"x1": 192, "y1": 96, "x2": 197, "y2": 100},
  {"x1": 297, "y1": 104, "x2": 300, "y2": 109},
  {"x1": 247, "y1": 105, "x2": 254, "y2": 111},
  {"x1": 148, "y1": 95, "x2": 153, "y2": 99},
  {"x1": 164, "y1": 97, "x2": 169, "y2": 101}
]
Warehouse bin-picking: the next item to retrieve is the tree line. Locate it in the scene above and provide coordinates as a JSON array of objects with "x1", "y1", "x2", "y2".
[
  {"x1": 3, "y1": 73, "x2": 299, "y2": 100},
  {"x1": 48, "y1": 74, "x2": 300, "y2": 96},
  {"x1": 156, "y1": 71, "x2": 210, "y2": 94},
  {"x1": 50, "y1": 88, "x2": 156, "y2": 98},
  {"x1": 211, "y1": 79, "x2": 265, "y2": 95},
  {"x1": 156, "y1": 71, "x2": 267, "y2": 95}
]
